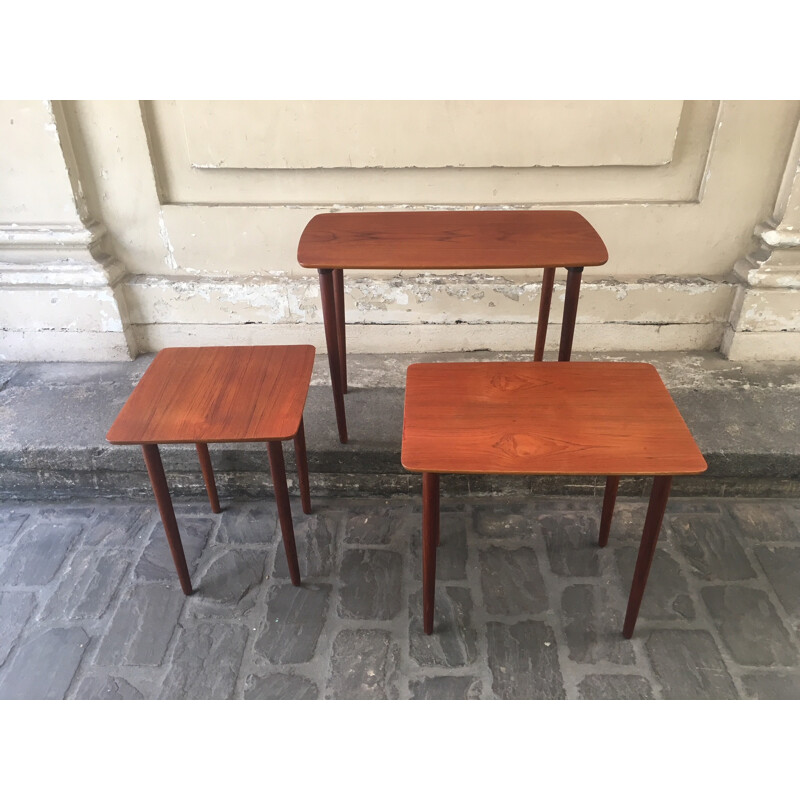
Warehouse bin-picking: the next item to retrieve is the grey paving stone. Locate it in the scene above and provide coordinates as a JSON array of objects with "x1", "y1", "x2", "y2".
[
  {"x1": 577, "y1": 674, "x2": 654, "y2": 700},
  {"x1": 0, "y1": 591, "x2": 37, "y2": 665},
  {"x1": 82, "y1": 505, "x2": 155, "y2": 548},
  {"x1": 410, "y1": 513, "x2": 468, "y2": 581},
  {"x1": 273, "y1": 514, "x2": 336, "y2": 579},
  {"x1": 473, "y1": 503, "x2": 537, "y2": 540},
  {"x1": 740, "y1": 671, "x2": 800, "y2": 700},
  {"x1": 73, "y1": 675, "x2": 144, "y2": 700},
  {"x1": 727, "y1": 502, "x2": 800, "y2": 542},
  {"x1": 344, "y1": 507, "x2": 395, "y2": 545},
  {"x1": 243, "y1": 672, "x2": 319, "y2": 700},
  {"x1": 0, "y1": 521, "x2": 83, "y2": 586},
  {"x1": 325, "y1": 628, "x2": 400, "y2": 700},
  {"x1": 601, "y1": 502, "x2": 649, "y2": 541},
  {"x1": 409, "y1": 586, "x2": 478, "y2": 668},
  {"x1": 254, "y1": 583, "x2": 330, "y2": 665},
  {"x1": 134, "y1": 516, "x2": 213, "y2": 582},
  {"x1": 645, "y1": 630, "x2": 738, "y2": 699},
  {"x1": 701, "y1": 585, "x2": 797, "y2": 667},
  {"x1": 159, "y1": 622, "x2": 249, "y2": 699},
  {"x1": 562, "y1": 585, "x2": 635, "y2": 665},
  {"x1": 541, "y1": 514, "x2": 601, "y2": 577},
  {"x1": 216, "y1": 505, "x2": 278, "y2": 545},
  {"x1": 754, "y1": 546, "x2": 800, "y2": 617},
  {"x1": 615, "y1": 547, "x2": 695, "y2": 621},
  {"x1": 338, "y1": 549, "x2": 403, "y2": 620},
  {"x1": 186, "y1": 547, "x2": 268, "y2": 616},
  {"x1": 486, "y1": 620, "x2": 565, "y2": 700},
  {"x1": 0, "y1": 626, "x2": 89, "y2": 699},
  {"x1": 478, "y1": 545, "x2": 548, "y2": 616},
  {"x1": 0, "y1": 510, "x2": 29, "y2": 546},
  {"x1": 94, "y1": 583, "x2": 185, "y2": 666},
  {"x1": 667, "y1": 515, "x2": 755, "y2": 581},
  {"x1": 409, "y1": 675, "x2": 482, "y2": 700},
  {"x1": 40, "y1": 549, "x2": 133, "y2": 621}
]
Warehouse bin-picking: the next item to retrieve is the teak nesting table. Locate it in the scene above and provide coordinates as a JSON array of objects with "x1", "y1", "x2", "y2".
[
  {"x1": 106, "y1": 345, "x2": 315, "y2": 592},
  {"x1": 297, "y1": 210, "x2": 609, "y2": 443},
  {"x1": 401, "y1": 361, "x2": 708, "y2": 638}
]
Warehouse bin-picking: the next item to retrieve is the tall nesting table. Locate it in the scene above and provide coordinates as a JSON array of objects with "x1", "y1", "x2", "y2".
[
  {"x1": 297, "y1": 210, "x2": 608, "y2": 443},
  {"x1": 401, "y1": 361, "x2": 707, "y2": 637}
]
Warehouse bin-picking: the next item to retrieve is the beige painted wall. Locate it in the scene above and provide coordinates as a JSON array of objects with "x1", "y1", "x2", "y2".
[{"x1": 2, "y1": 100, "x2": 799, "y2": 361}]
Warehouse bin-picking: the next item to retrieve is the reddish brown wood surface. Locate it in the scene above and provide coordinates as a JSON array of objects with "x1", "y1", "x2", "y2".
[
  {"x1": 195, "y1": 443, "x2": 221, "y2": 514},
  {"x1": 598, "y1": 475, "x2": 620, "y2": 547},
  {"x1": 107, "y1": 345, "x2": 315, "y2": 445},
  {"x1": 142, "y1": 444, "x2": 193, "y2": 595},
  {"x1": 298, "y1": 210, "x2": 608, "y2": 270},
  {"x1": 422, "y1": 472, "x2": 440, "y2": 635},
  {"x1": 623, "y1": 475, "x2": 673, "y2": 638},
  {"x1": 402, "y1": 362, "x2": 707, "y2": 476}
]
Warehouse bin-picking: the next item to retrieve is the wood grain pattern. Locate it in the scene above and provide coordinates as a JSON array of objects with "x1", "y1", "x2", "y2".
[
  {"x1": 297, "y1": 210, "x2": 608, "y2": 270},
  {"x1": 402, "y1": 362, "x2": 707, "y2": 476},
  {"x1": 107, "y1": 345, "x2": 315, "y2": 445}
]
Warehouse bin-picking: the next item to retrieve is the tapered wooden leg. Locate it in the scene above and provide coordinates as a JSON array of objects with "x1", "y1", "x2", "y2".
[
  {"x1": 333, "y1": 269, "x2": 348, "y2": 394},
  {"x1": 534, "y1": 267, "x2": 555, "y2": 361},
  {"x1": 598, "y1": 476, "x2": 620, "y2": 547},
  {"x1": 195, "y1": 443, "x2": 221, "y2": 514},
  {"x1": 422, "y1": 472, "x2": 440, "y2": 635},
  {"x1": 293, "y1": 416, "x2": 312, "y2": 515},
  {"x1": 558, "y1": 266, "x2": 584, "y2": 362},
  {"x1": 623, "y1": 476, "x2": 672, "y2": 638},
  {"x1": 318, "y1": 269, "x2": 348, "y2": 444},
  {"x1": 268, "y1": 440, "x2": 301, "y2": 586},
  {"x1": 141, "y1": 444, "x2": 193, "y2": 595}
]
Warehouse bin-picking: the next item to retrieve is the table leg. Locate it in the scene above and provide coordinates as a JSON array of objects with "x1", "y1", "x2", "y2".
[
  {"x1": 622, "y1": 475, "x2": 672, "y2": 638},
  {"x1": 598, "y1": 475, "x2": 620, "y2": 547},
  {"x1": 534, "y1": 267, "x2": 555, "y2": 361},
  {"x1": 333, "y1": 269, "x2": 348, "y2": 394},
  {"x1": 141, "y1": 444, "x2": 193, "y2": 595},
  {"x1": 318, "y1": 268, "x2": 348, "y2": 444},
  {"x1": 293, "y1": 416, "x2": 312, "y2": 515},
  {"x1": 267, "y1": 440, "x2": 302, "y2": 586},
  {"x1": 195, "y1": 443, "x2": 221, "y2": 514},
  {"x1": 423, "y1": 472, "x2": 440, "y2": 635},
  {"x1": 558, "y1": 266, "x2": 584, "y2": 362}
]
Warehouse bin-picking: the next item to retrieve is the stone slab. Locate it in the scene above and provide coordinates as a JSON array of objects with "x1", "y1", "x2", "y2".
[
  {"x1": 645, "y1": 629, "x2": 738, "y2": 699},
  {"x1": 243, "y1": 672, "x2": 320, "y2": 700},
  {"x1": 0, "y1": 626, "x2": 89, "y2": 699},
  {"x1": 701, "y1": 585, "x2": 797, "y2": 667},
  {"x1": 486, "y1": 620, "x2": 565, "y2": 700},
  {"x1": 254, "y1": 583, "x2": 330, "y2": 665},
  {"x1": 325, "y1": 628, "x2": 401, "y2": 700}
]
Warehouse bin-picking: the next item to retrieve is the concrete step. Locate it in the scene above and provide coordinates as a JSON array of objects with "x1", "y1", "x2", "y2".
[{"x1": 1, "y1": 351, "x2": 799, "y2": 501}]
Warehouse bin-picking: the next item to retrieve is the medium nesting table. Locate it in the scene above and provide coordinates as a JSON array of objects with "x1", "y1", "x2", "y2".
[
  {"x1": 401, "y1": 361, "x2": 707, "y2": 638},
  {"x1": 107, "y1": 345, "x2": 316, "y2": 592},
  {"x1": 297, "y1": 210, "x2": 608, "y2": 443}
]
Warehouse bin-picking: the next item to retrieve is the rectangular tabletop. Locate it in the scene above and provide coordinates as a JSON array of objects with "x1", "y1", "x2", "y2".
[
  {"x1": 107, "y1": 345, "x2": 315, "y2": 445},
  {"x1": 297, "y1": 210, "x2": 608, "y2": 270},
  {"x1": 401, "y1": 361, "x2": 707, "y2": 476}
]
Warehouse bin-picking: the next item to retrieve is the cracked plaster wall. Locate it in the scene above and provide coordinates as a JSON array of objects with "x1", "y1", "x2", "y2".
[{"x1": 2, "y1": 100, "x2": 800, "y2": 361}]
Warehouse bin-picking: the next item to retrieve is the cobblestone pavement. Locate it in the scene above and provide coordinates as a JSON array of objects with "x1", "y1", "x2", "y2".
[{"x1": 1, "y1": 494, "x2": 799, "y2": 700}]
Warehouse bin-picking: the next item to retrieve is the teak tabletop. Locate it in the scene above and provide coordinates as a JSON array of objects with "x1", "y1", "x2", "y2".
[
  {"x1": 107, "y1": 345, "x2": 315, "y2": 445},
  {"x1": 401, "y1": 361, "x2": 707, "y2": 477},
  {"x1": 297, "y1": 210, "x2": 609, "y2": 270},
  {"x1": 297, "y1": 209, "x2": 609, "y2": 444}
]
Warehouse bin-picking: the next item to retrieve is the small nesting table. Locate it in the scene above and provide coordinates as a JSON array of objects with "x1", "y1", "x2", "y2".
[
  {"x1": 401, "y1": 361, "x2": 707, "y2": 638},
  {"x1": 297, "y1": 210, "x2": 608, "y2": 443},
  {"x1": 107, "y1": 345, "x2": 316, "y2": 592}
]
